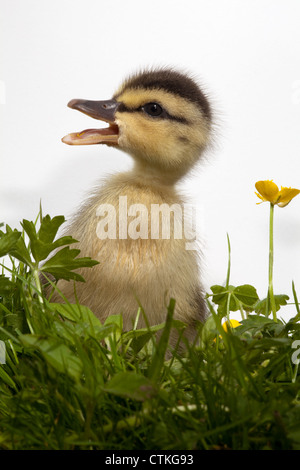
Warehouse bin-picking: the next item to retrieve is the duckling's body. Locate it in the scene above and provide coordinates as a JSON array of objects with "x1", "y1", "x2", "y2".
[{"x1": 57, "y1": 68, "x2": 212, "y2": 345}]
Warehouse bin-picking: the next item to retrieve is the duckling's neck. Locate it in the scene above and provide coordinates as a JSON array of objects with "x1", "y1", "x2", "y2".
[{"x1": 131, "y1": 161, "x2": 183, "y2": 187}]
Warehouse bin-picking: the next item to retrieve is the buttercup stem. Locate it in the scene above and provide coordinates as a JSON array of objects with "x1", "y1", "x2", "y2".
[{"x1": 268, "y1": 203, "x2": 277, "y2": 322}]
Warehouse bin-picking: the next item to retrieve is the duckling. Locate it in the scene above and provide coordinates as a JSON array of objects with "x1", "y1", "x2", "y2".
[{"x1": 57, "y1": 68, "x2": 212, "y2": 347}]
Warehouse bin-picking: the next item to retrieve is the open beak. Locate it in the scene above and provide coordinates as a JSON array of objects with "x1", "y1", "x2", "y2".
[{"x1": 62, "y1": 99, "x2": 120, "y2": 145}]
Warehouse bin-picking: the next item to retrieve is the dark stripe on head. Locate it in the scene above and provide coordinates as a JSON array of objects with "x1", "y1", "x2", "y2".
[
  {"x1": 117, "y1": 102, "x2": 189, "y2": 124},
  {"x1": 115, "y1": 68, "x2": 212, "y2": 120}
]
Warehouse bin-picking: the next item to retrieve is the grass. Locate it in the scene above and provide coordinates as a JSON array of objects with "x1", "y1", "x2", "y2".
[{"x1": 0, "y1": 212, "x2": 300, "y2": 450}]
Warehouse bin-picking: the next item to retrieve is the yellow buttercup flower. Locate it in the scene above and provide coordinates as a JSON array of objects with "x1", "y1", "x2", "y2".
[
  {"x1": 213, "y1": 319, "x2": 241, "y2": 342},
  {"x1": 255, "y1": 180, "x2": 300, "y2": 207},
  {"x1": 222, "y1": 319, "x2": 241, "y2": 332},
  {"x1": 255, "y1": 179, "x2": 300, "y2": 321}
]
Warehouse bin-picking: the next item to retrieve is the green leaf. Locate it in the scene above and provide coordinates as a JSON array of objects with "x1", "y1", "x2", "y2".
[
  {"x1": 49, "y1": 302, "x2": 101, "y2": 328},
  {"x1": 211, "y1": 284, "x2": 234, "y2": 312},
  {"x1": 122, "y1": 323, "x2": 166, "y2": 354},
  {"x1": 237, "y1": 315, "x2": 287, "y2": 343},
  {"x1": 10, "y1": 236, "x2": 33, "y2": 266},
  {"x1": 21, "y1": 219, "x2": 37, "y2": 245},
  {"x1": 21, "y1": 215, "x2": 78, "y2": 263},
  {"x1": 0, "y1": 225, "x2": 32, "y2": 265},
  {"x1": 104, "y1": 314, "x2": 123, "y2": 330},
  {"x1": 255, "y1": 294, "x2": 289, "y2": 316},
  {"x1": 130, "y1": 331, "x2": 155, "y2": 354},
  {"x1": 236, "y1": 314, "x2": 277, "y2": 334},
  {"x1": 233, "y1": 285, "x2": 259, "y2": 308},
  {"x1": 41, "y1": 247, "x2": 99, "y2": 281},
  {"x1": 0, "y1": 229, "x2": 21, "y2": 257},
  {"x1": 103, "y1": 371, "x2": 156, "y2": 401},
  {"x1": 210, "y1": 284, "x2": 259, "y2": 317},
  {"x1": 0, "y1": 275, "x2": 15, "y2": 296},
  {"x1": 20, "y1": 334, "x2": 82, "y2": 381},
  {"x1": 1, "y1": 214, "x2": 98, "y2": 282},
  {"x1": 37, "y1": 215, "x2": 65, "y2": 244},
  {"x1": 210, "y1": 284, "x2": 239, "y2": 316},
  {"x1": 21, "y1": 218, "x2": 47, "y2": 262}
]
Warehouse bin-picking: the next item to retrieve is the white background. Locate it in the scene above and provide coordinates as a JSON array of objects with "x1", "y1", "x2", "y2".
[{"x1": 1, "y1": 0, "x2": 300, "y2": 321}]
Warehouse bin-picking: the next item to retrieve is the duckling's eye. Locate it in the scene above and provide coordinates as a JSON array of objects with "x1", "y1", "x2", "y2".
[{"x1": 142, "y1": 103, "x2": 163, "y2": 117}]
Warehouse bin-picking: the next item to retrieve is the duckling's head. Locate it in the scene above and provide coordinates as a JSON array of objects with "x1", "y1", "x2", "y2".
[{"x1": 62, "y1": 68, "x2": 212, "y2": 182}]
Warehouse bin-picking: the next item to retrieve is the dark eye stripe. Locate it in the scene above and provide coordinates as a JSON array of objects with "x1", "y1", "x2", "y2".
[{"x1": 117, "y1": 102, "x2": 189, "y2": 124}]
